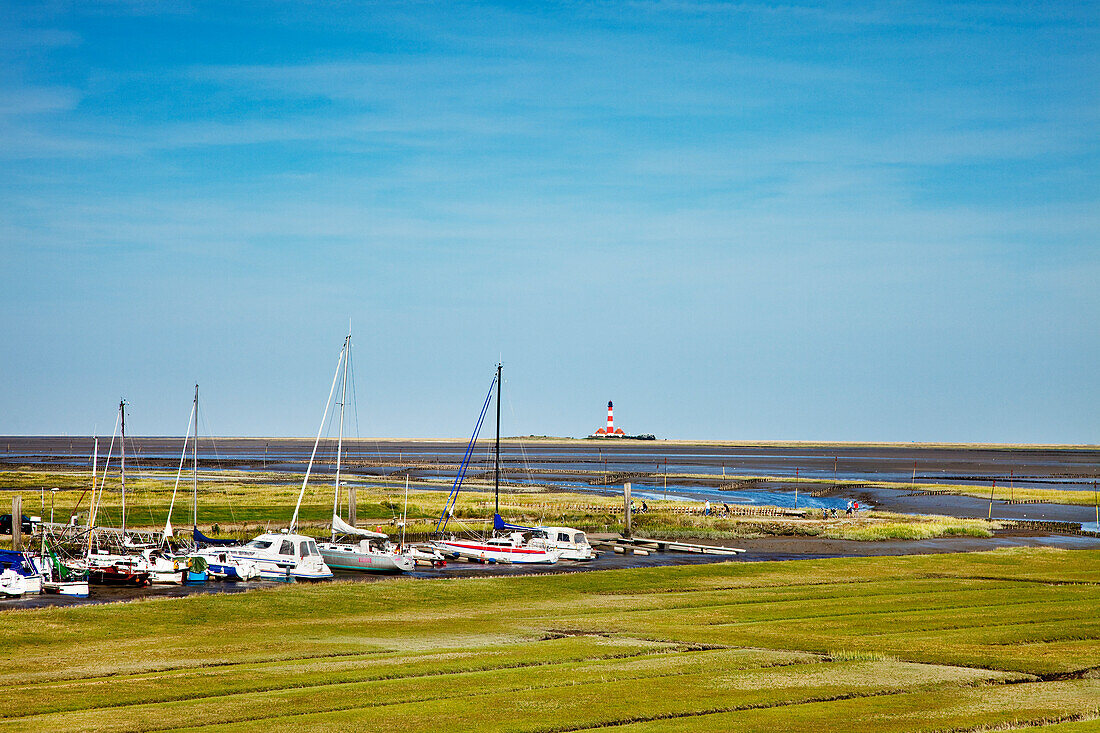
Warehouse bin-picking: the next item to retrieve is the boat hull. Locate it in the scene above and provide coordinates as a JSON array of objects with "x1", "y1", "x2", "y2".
[
  {"x1": 318, "y1": 543, "x2": 415, "y2": 573},
  {"x1": 432, "y1": 539, "x2": 559, "y2": 564},
  {"x1": 43, "y1": 581, "x2": 90, "y2": 597}
]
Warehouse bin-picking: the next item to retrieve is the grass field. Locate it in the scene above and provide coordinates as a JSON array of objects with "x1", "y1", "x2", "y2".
[{"x1": 1, "y1": 547, "x2": 1097, "y2": 731}]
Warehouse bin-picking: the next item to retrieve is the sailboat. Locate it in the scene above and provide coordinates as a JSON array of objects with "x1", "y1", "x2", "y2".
[
  {"x1": 82, "y1": 402, "x2": 153, "y2": 587},
  {"x1": 196, "y1": 353, "x2": 345, "y2": 581},
  {"x1": 304, "y1": 332, "x2": 415, "y2": 573},
  {"x1": 431, "y1": 364, "x2": 560, "y2": 564},
  {"x1": 168, "y1": 385, "x2": 259, "y2": 581}
]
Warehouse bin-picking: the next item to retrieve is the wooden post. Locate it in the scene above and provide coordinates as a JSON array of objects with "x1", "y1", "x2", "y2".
[
  {"x1": 348, "y1": 486, "x2": 357, "y2": 526},
  {"x1": 11, "y1": 495, "x2": 22, "y2": 552},
  {"x1": 624, "y1": 482, "x2": 632, "y2": 538}
]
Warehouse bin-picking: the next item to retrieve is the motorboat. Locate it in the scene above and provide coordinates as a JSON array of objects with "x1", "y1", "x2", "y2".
[
  {"x1": 197, "y1": 550, "x2": 260, "y2": 581},
  {"x1": 209, "y1": 532, "x2": 332, "y2": 580},
  {"x1": 519, "y1": 522, "x2": 597, "y2": 561}
]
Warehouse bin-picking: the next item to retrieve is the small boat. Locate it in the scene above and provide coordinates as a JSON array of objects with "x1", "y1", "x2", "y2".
[
  {"x1": 313, "y1": 333, "x2": 414, "y2": 574},
  {"x1": 0, "y1": 549, "x2": 44, "y2": 593},
  {"x1": 0, "y1": 568, "x2": 27, "y2": 597},
  {"x1": 39, "y1": 541, "x2": 90, "y2": 596},
  {"x1": 196, "y1": 546, "x2": 260, "y2": 580},
  {"x1": 86, "y1": 556, "x2": 152, "y2": 587},
  {"x1": 42, "y1": 579, "x2": 90, "y2": 596},
  {"x1": 431, "y1": 363, "x2": 560, "y2": 565},
  {"x1": 210, "y1": 532, "x2": 332, "y2": 580},
  {"x1": 494, "y1": 516, "x2": 598, "y2": 561}
]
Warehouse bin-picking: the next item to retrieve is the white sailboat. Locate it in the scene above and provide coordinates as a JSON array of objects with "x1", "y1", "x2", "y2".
[
  {"x1": 431, "y1": 363, "x2": 560, "y2": 565},
  {"x1": 310, "y1": 332, "x2": 415, "y2": 573}
]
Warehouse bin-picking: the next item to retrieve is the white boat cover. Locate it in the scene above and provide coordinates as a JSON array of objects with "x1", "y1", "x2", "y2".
[{"x1": 332, "y1": 514, "x2": 388, "y2": 539}]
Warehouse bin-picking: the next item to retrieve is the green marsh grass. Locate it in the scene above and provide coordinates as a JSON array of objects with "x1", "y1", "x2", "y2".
[{"x1": 1, "y1": 547, "x2": 1098, "y2": 731}]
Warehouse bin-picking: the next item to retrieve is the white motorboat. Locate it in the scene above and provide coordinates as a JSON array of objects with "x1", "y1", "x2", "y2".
[
  {"x1": 528, "y1": 526, "x2": 597, "y2": 561},
  {"x1": 196, "y1": 547, "x2": 261, "y2": 580},
  {"x1": 213, "y1": 532, "x2": 332, "y2": 580}
]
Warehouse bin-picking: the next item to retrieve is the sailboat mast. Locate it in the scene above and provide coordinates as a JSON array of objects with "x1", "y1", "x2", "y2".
[
  {"x1": 332, "y1": 333, "x2": 350, "y2": 541},
  {"x1": 120, "y1": 399, "x2": 126, "y2": 534},
  {"x1": 495, "y1": 362, "x2": 502, "y2": 517},
  {"x1": 87, "y1": 436, "x2": 98, "y2": 559},
  {"x1": 192, "y1": 384, "x2": 199, "y2": 528}
]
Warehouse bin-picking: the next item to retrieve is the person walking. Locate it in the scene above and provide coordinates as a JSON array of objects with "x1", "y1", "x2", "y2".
[{"x1": 704, "y1": 500, "x2": 711, "y2": 516}]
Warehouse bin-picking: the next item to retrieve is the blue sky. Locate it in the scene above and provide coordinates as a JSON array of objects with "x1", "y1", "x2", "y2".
[{"x1": 1, "y1": 1, "x2": 1097, "y2": 442}]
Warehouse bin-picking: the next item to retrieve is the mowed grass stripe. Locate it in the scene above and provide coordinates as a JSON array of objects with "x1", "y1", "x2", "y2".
[
  {"x1": 135, "y1": 660, "x2": 1022, "y2": 733},
  {"x1": 2, "y1": 636, "x2": 685, "y2": 719},
  {"x1": 597, "y1": 679, "x2": 1100, "y2": 733},
  {"x1": 549, "y1": 585, "x2": 1094, "y2": 630},
  {"x1": 517, "y1": 579, "x2": 1071, "y2": 625},
  {"x1": 2, "y1": 651, "x2": 878, "y2": 732}
]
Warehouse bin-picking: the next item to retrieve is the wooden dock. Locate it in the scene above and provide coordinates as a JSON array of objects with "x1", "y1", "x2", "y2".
[{"x1": 594, "y1": 536, "x2": 745, "y2": 556}]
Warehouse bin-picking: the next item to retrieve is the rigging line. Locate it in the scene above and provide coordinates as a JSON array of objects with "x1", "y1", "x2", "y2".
[
  {"x1": 198, "y1": 409, "x2": 236, "y2": 526},
  {"x1": 435, "y1": 373, "x2": 497, "y2": 535},
  {"x1": 291, "y1": 343, "x2": 345, "y2": 532},
  {"x1": 504, "y1": 386, "x2": 535, "y2": 487},
  {"x1": 95, "y1": 413, "x2": 120, "y2": 529},
  {"x1": 164, "y1": 402, "x2": 196, "y2": 539}
]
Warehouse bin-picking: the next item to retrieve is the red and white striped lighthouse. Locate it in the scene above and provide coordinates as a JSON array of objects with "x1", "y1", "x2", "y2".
[{"x1": 592, "y1": 400, "x2": 625, "y2": 437}]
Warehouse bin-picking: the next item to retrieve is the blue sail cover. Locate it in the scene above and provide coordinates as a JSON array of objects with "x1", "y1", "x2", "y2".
[
  {"x1": 493, "y1": 514, "x2": 536, "y2": 532},
  {"x1": 192, "y1": 527, "x2": 235, "y2": 546},
  {"x1": 0, "y1": 549, "x2": 38, "y2": 577}
]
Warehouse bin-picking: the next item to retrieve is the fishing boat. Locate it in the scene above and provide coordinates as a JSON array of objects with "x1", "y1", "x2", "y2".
[
  {"x1": 431, "y1": 364, "x2": 560, "y2": 565},
  {"x1": 311, "y1": 332, "x2": 415, "y2": 574}
]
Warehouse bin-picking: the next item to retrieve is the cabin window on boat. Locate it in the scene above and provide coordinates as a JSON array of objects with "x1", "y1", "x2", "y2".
[
  {"x1": 279, "y1": 540, "x2": 294, "y2": 556},
  {"x1": 245, "y1": 539, "x2": 272, "y2": 550},
  {"x1": 307, "y1": 540, "x2": 319, "y2": 556},
  {"x1": 557, "y1": 532, "x2": 570, "y2": 543},
  {"x1": 299, "y1": 541, "x2": 319, "y2": 556},
  {"x1": 574, "y1": 533, "x2": 586, "y2": 544}
]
